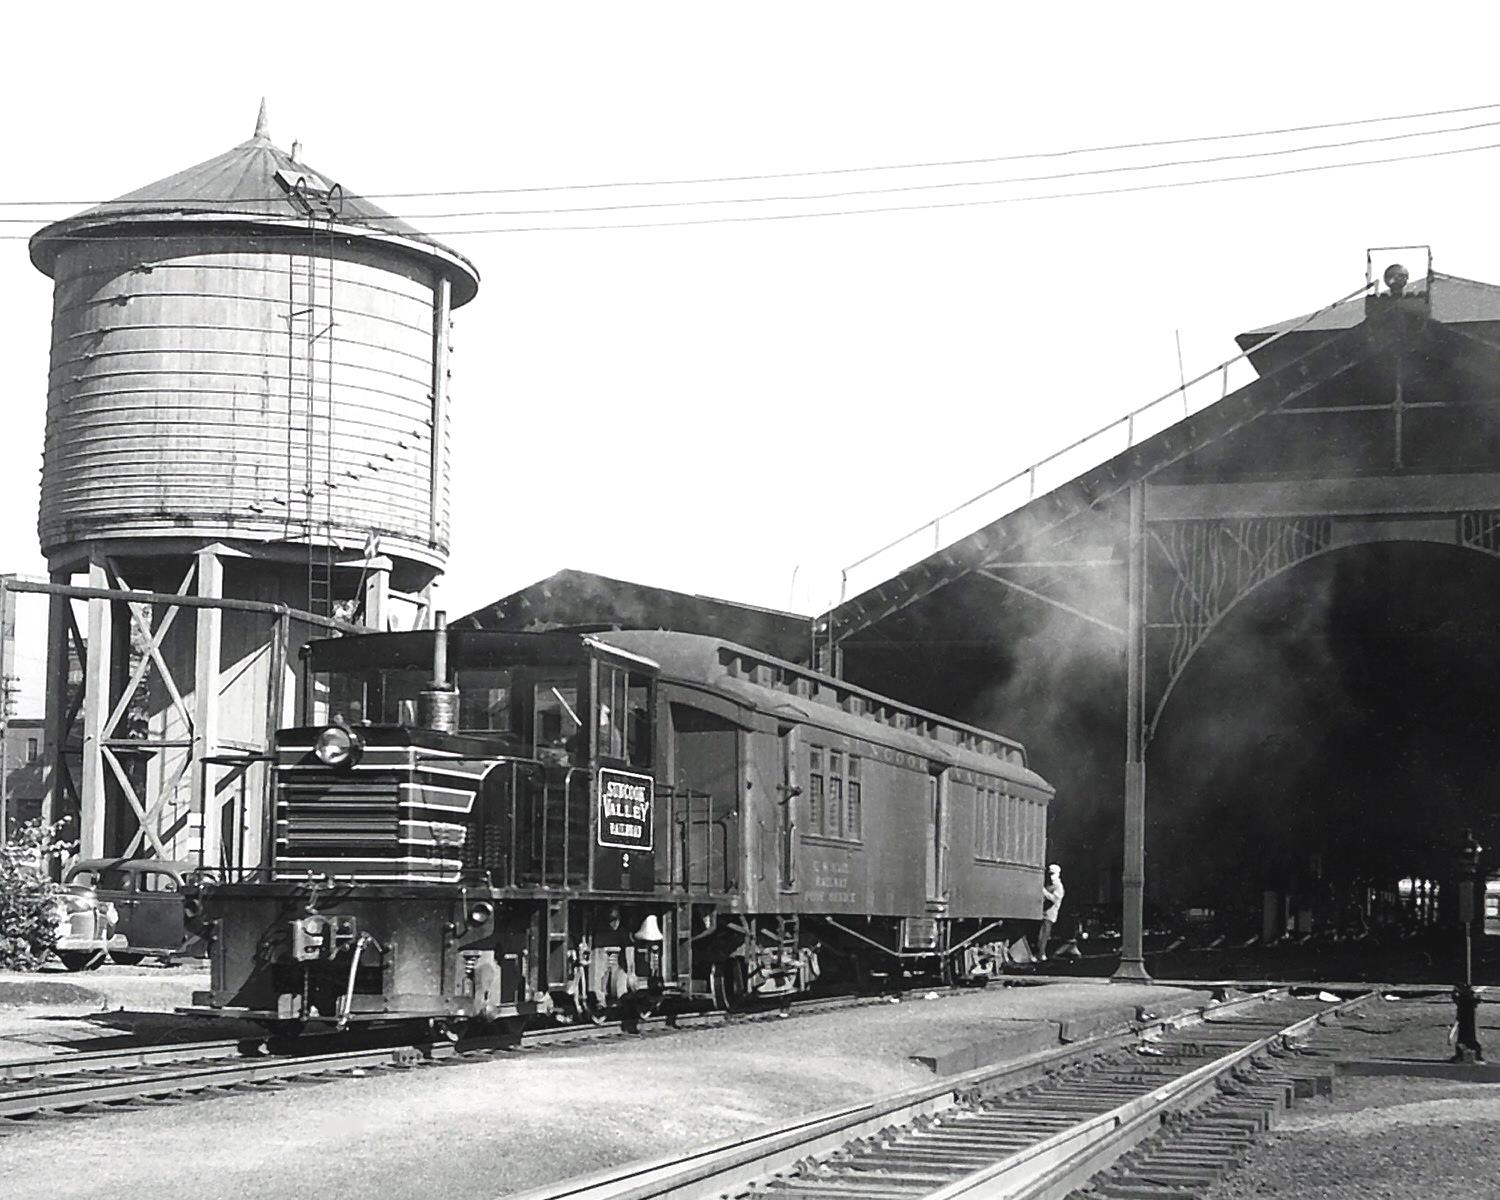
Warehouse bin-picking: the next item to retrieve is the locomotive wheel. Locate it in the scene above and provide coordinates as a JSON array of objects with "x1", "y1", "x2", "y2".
[
  {"x1": 57, "y1": 951, "x2": 101, "y2": 972},
  {"x1": 709, "y1": 960, "x2": 747, "y2": 1011},
  {"x1": 261, "y1": 1020, "x2": 307, "y2": 1040}
]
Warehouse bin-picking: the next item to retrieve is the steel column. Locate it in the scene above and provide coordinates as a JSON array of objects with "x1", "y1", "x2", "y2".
[
  {"x1": 41, "y1": 571, "x2": 73, "y2": 847},
  {"x1": 193, "y1": 547, "x2": 224, "y2": 870},
  {"x1": 1114, "y1": 480, "x2": 1151, "y2": 982},
  {"x1": 0, "y1": 577, "x2": 9, "y2": 842},
  {"x1": 79, "y1": 557, "x2": 113, "y2": 858}
]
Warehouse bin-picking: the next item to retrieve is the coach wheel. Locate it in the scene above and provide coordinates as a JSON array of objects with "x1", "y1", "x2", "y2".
[
  {"x1": 262, "y1": 1020, "x2": 307, "y2": 1040},
  {"x1": 567, "y1": 994, "x2": 607, "y2": 1026},
  {"x1": 57, "y1": 951, "x2": 102, "y2": 972},
  {"x1": 560, "y1": 981, "x2": 606, "y2": 1025},
  {"x1": 709, "y1": 960, "x2": 746, "y2": 1011}
]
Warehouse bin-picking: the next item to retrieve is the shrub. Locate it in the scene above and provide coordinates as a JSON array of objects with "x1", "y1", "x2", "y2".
[{"x1": 0, "y1": 819, "x2": 72, "y2": 970}]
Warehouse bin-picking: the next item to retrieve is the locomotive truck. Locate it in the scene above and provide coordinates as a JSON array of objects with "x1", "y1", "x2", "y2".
[{"x1": 184, "y1": 623, "x2": 1053, "y2": 1035}]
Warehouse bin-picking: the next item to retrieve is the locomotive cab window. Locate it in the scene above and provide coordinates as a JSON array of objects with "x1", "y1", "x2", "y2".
[
  {"x1": 315, "y1": 669, "x2": 427, "y2": 727},
  {"x1": 533, "y1": 676, "x2": 584, "y2": 764},
  {"x1": 456, "y1": 668, "x2": 519, "y2": 742},
  {"x1": 595, "y1": 662, "x2": 653, "y2": 768}
]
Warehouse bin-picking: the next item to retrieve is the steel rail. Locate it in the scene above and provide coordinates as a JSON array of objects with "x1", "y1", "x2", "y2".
[
  {"x1": 0, "y1": 1040, "x2": 454, "y2": 1119},
  {"x1": 502, "y1": 989, "x2": 1302, "y2": 1200},
  {"x1": 0, "y1": 987, "x2": 912, "y2": 1121},
  {"x1": 938, "y1": 990, "x2": 1374, "y2": 1200},
  {"x1": 0, "y1": 1038, "x2": 247, "y2": 1084}
]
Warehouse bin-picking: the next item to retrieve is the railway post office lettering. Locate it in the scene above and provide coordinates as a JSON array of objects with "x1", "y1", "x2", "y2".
[
  {"x1": 805, "y1": 857, "x2": 857, "y2": 906},
  {"x1": 597, "y1": 769, "x2": 655, "y2": 850}
]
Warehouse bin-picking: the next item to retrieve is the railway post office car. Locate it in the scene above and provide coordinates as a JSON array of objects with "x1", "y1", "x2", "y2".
[
  {"x1": 605, "y1": 631, "x2": 1054, "y2": 1003},
  {"x1": 184, "y1": 627, "x2": 1052, "y2": 1034}
]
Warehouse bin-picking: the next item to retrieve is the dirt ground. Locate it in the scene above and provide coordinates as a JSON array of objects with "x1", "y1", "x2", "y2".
[
  {"x1": 0, "y1": 963, "x2": 228, "y2": 1061},
  {"x1": 0, "y1": 978, "x2": 1206, "y2": 1200}
]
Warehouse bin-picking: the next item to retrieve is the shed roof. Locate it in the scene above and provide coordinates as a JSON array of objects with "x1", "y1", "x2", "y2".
[
  {"x1": 1239, "y1": 272, "x2": 1500, "y2": 338},
  {"x1": 826, "y1": 266, "x2": 1500, "y2": 644},
  {"x1": 459, "y1": 568, "x2": 815, "y2": 663},
  {"x1": 1235, "y1": 272, "x2": 1500, "y2": 372},
  {"x1": 29, "y1": 104, "x2": 479, "y2": 305}
]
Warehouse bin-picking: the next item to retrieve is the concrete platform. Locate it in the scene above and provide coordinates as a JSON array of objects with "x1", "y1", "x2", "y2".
[
  {"x1": 907, "y1": 985, "x2": 1211, "y2": 1074},
  {"x1": 1335, "y1": 1058, "x2": 1500, "y2": 1082}
]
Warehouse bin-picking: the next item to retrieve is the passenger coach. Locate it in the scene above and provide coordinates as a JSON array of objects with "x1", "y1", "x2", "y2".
[{"x1": 185, "y1": 625, "x2": 1054, "y2": 1034}]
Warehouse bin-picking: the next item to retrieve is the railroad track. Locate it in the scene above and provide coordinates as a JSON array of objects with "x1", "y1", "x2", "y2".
[
  {"x1": 0, "y1": 986, "x2": 923, "y2": 1126},
  {"x1": 512, "y1": 988, "x2": 1371, "y2": 1200}
]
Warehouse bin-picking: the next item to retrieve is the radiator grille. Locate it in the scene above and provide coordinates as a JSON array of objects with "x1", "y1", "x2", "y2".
[{"x1": 277, "y1": 776, "x2": 403, "y2": 857}]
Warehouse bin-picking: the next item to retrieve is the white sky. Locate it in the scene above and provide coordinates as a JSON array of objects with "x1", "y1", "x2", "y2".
[{"x1": 4, "y1": 2, "x2": 1500, "y2": 713}]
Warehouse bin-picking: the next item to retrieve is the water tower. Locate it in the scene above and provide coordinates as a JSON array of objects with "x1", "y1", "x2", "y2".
[{"x1": 28, "y1": 106, "x2": 480, "y2": 867}]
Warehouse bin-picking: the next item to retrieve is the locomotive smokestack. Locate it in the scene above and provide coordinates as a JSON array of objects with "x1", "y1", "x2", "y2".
[
  {"x1": 432, "y1": 610, "x2": 449, "y2": 685},
  {"x1": 419, "y1": 611, "x2": 458, "y2": 733}
]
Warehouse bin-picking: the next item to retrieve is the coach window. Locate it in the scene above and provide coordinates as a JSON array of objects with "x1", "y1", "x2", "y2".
[
  {"x1": 846, "y1": 756, "x2": 862, "y2": 840},
  {"x1": 808, "y1": 747, "x2": 825, "y2": 833},
  {"x1": 827, "y1": 751, "x2": 844, "y2": 838}
]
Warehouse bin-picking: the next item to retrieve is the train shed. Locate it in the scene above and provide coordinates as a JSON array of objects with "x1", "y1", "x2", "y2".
[{"x1": 822, "y1": 261, "x2": 1500, "y2": 976}]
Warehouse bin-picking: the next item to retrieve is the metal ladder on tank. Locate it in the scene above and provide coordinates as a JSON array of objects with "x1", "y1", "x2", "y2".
[{"x1": 286, "y1": 178, "x2": 344, "y2": 618}]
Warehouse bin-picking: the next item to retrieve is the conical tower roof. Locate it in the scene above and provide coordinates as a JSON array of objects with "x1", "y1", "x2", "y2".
[{"x1": 29, "y1": 105, "x2": 479, "y2": 305}]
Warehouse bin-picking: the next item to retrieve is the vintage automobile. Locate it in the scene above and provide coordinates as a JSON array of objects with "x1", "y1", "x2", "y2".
[
  {"x1": 60, "y1": 858, "x2": 207, "y2": 965},
  {"x1": 51, "y1": 880, "x2": 125, "y2": 971}
]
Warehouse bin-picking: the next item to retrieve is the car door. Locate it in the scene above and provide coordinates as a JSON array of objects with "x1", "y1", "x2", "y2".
[{"x1": 129, "y1": 868, "x2": 186, "y2": 952}]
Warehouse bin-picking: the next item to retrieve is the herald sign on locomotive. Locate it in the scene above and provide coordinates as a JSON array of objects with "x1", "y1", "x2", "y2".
[{"x1": 598, "y1": 769, "x2": 654, "y2": 850}]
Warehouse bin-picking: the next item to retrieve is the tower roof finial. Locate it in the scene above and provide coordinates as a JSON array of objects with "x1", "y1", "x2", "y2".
[{"x1": 253, "y1": 98, "x2": 269, "y2": 141}]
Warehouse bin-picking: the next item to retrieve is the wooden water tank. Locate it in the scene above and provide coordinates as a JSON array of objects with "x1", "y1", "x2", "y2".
[{"x1": 29, "y1": 115, "x2": 480, "y2": 581}]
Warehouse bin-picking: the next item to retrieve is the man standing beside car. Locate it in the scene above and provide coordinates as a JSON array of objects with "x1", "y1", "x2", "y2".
[{"x1": 1038, "y1": 864, "x2": 1065, "y2": 962}]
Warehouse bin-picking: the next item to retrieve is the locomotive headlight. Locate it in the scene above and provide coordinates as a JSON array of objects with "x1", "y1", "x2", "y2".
[
  {"x1": 468, "y1": 902, "x2": 495, "y2": 928},
  {"x1": 314, "y1": 725, "x2": 362, "y2": 768}
]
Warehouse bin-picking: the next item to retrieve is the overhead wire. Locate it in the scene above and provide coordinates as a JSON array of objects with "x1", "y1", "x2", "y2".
[
  {"x1": 6, "y1": 133, "x2": 1494, "y2": 241},
  {"x1": 297, "y1": 114, "x2": 1500, "y2": 220},
  {"x1": 2, "y1": 96, "x2": 1499, "y2": 207}
]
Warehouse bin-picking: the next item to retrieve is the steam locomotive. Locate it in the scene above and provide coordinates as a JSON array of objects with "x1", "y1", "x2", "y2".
[{"x1": 185, "y1": 623, "x2": 1053, "y2": 1034}]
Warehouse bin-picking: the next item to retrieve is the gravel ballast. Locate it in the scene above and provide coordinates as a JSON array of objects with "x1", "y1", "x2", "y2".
[
  {"x1": 1201, "y1": 993, "x2": 1500, "y2": 1199},
  {"x1": 0, "y1": 980, "x2": 1205, "y2": 1200},
  {"x1": 1203, "y1": 1078, "x2": 1500, "y2": 1200}
]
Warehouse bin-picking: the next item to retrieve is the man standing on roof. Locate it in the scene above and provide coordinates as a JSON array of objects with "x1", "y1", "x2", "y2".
[{"x1": 1038, "y1": 864, "x2": 1065, "y2": 961}]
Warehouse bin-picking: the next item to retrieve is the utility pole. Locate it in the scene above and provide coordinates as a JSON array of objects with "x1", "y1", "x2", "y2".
[
  {"x1": 0, "y1": 676, "x2": 14, "y2": 844},
  {"x1": 0, "y1": 577, "x2": 13, "y2": 844}
]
